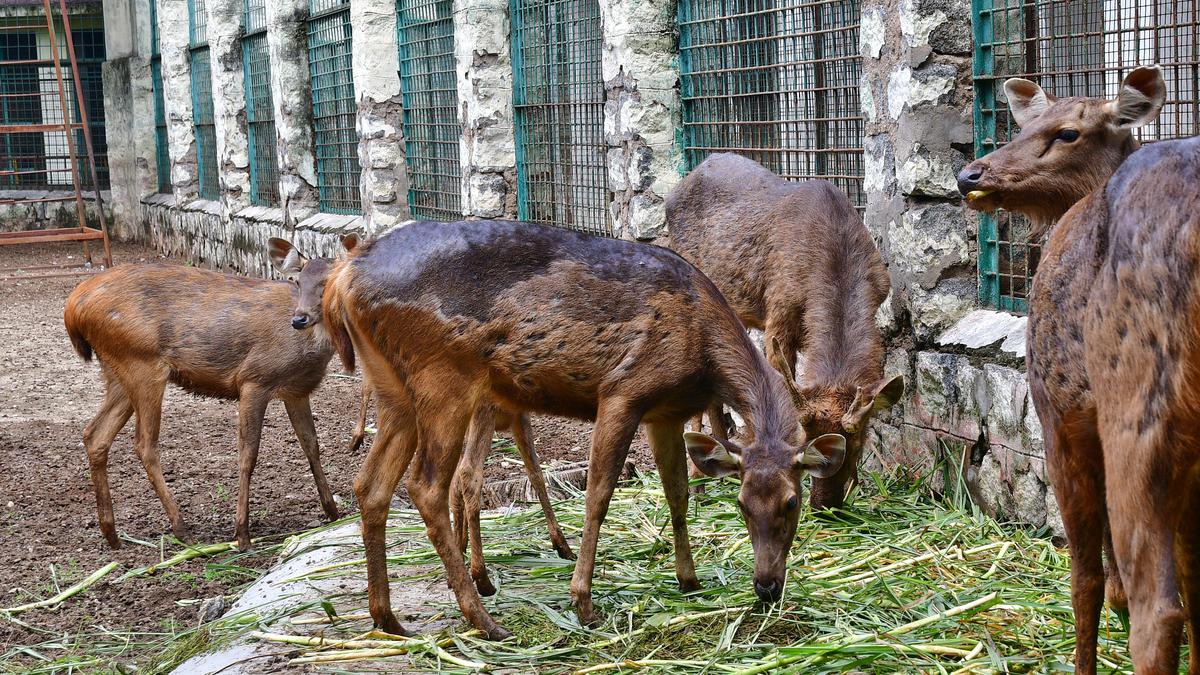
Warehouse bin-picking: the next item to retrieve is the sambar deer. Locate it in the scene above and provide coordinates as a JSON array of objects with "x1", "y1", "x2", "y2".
[
  {"x1": 958, "y1": 66, "x2": 1181, "y2": 673},
  {"x1": 273, "y1": 237, "x2": 576, "y2": 597},
  {"x1": 668, "y1": 153, "x2": 903, "y2": 509},
  {"x1": 63, "y1": 240, "x2": 347, "y2": 550},
  {"x1": 321, "y1": 219, "x2": 847, "y2": 639}
]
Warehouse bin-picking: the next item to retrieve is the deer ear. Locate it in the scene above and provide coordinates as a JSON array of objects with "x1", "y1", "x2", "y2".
[
  {"x1": 684, "y1": 432, "x2": 742, "y2": 478},
  {"x1": 841, "y1": 375, "x2": 904, "y2": 434},
  {"x1": 340, "y1": 232, "x2": 361, "y2": 252},
  {"x1": 796, "y1": 433, "x2": 846, "y2": 479},
  {"x1": 1004, "y1": 78, "x2": 1055, "y2": 128},
  {"x1": 268, "y1": 238, "x2": 307, "y2": 274},
  {"x1": 1109, "y1": 65, "x2": 1166, "y2": 129}
]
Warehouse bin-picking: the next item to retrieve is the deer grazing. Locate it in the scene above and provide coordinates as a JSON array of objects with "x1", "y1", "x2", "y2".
[
  {"x1": 274, "y1": 237, "x2": 576, "y2": 597},
  {"x1": 63, "y1": 240, "x2": 346, "y2": 551},
  {"x1": 321, "y1": 219, "x2": 847, "y2": 639},
  {"x1": 959, "y1": 66, "x2": 1193, "y2": 673},
  {"x1": 668, "y1": 153, "x2": 903, "y2": 509}
]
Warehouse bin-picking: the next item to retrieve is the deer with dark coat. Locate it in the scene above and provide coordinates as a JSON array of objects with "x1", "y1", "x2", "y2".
[
  {"x1": 321, "y1": 219, "x2": 847, "y2": 639},
  {"x1": 958, "y1": 66, "x2": 1198, "y2": 673},
  {"x1": 668, "y1": 152, "x2": 903, "y2": 509}
]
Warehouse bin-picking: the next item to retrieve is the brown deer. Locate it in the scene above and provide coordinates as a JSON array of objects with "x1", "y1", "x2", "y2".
[
  {"x1": 63, "y1": 240, "x2": 346, "y2": 551},
  {"x1": 958, "y1": 66, "x2": 1179, "y2": 673},
  {"x1": 273, "y1": 237, "x2": 576, "y2": 597},
  {"x1": 321, "y1": 219, "x2": 847, "y2": 639},
  {"x1": 668, "y1": 153, "x2": 903, "y2": 509}
]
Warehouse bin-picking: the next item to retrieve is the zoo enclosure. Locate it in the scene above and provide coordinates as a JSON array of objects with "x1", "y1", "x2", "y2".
[{"x1": 973, "y1": 0, "x2": 1200, "y2": 312}]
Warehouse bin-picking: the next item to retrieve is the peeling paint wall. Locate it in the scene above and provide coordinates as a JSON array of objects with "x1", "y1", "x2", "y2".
[
  {"x1": 204, "y1": 0, "x2": 252, "y2": 217},
  {"x1": 266, "y1": 0, "x2": 319, "y2": 225},
  {"x1": 157, "y1": 0, "x2": 199, "y2": 202}
]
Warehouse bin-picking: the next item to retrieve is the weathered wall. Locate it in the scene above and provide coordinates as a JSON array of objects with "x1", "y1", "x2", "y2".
[
  {"x1": 454, "y1": 0, "x2": 517, "y2": 219},
  {"x1": 266, "y1": 0, "x2": 320, "y2": 225},
  {"x1": 157, "y1": 0, "x2": 199, "y2": 202},
  {"x1": 599, "y1": 0, "x2": 682, "y2": 241},
  {"x1": 353, "y1": 0, "x2": 410, "y2": 234},
  {"x1": 102, "y1": 0, "x2": 156, "y2": 237},
  {"x1": 205, "y1": 0, "x2": 252, "y2": 216}
]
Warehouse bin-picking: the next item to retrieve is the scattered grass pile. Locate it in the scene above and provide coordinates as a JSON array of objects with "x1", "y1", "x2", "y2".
[{"x1": 245, "y1": 470, "x2": 1133, "y2": 673}]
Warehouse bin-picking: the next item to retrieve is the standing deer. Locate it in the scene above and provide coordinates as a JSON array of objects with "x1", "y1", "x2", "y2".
[
  {"x1": 958, "y1": 66, "x2": 1178, "y2": 673},
  {"x1": 273, "y1": 237, "x2": 576, "y2": 598},
  {"x1": 321, "y1": 219, "x2": 847, "y2": 639},
  {"x1": 668, "y1": 153, "x2": 903, "y2": 509},
  {"x1": 63, "y1": 240, "x2": 346, "y2": 551}
]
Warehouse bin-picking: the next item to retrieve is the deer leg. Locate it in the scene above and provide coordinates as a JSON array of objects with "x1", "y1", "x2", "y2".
[
  {"x1": 234, "y1": 386, "x2": 271, "y2": 551},
  {"x1": 571, "y1": 396, "x2": 641, "y2": 627},
  {"x1": 459, "y1": 403, "x2": 498, "y2": 596},
  {"x1": 1177, "y1": 460, "x2": 1200, "y2": 675},
  {"x1": 646, "y1": 420, "x2": 699, "y2": 593},
  {"x1": 126, "y1": 366, "x2": 186, "y2": 540},
  {"x1": 350, "y1": 384, "x2": 371, "y2": 452},
  {"x1": 405, "y1": 397, "x2": 510, "y2": 640},
  {"x1": 284, "y1": 397, "x2": 339, "y2": 522},
  {"x1": 356, "y1": 399, "x2": 419, "y2": 637},
  {"x1": 511, "y1": 412, "x2": 574, "y2": 560},
  {"x1": 1044, "y1": 418, "x2": 1106, "y2": 675},
  {"x1": 1104, "y1": 526, "x2": 1128, "y2": 614},
  {"x1": 83, "y1": 371, "x2": 133, "y2": 549}
]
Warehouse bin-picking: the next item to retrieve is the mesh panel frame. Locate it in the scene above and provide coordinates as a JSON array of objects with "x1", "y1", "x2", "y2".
[
  {"x1": 243, "y1": 27, "x2": 279, "y2": 206},
  {"x1": 308, "y1": 3, "x2": 361, "y2": 215}
]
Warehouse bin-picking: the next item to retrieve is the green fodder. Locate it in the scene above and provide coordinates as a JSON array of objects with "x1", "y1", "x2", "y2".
[{"x1": 237, "y1": 469, "x2": 1140, "y2": 674}]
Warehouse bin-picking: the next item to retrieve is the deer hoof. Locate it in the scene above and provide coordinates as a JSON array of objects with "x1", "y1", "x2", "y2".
[
  {"x1": 483, "y1": 623, "x2": 513, "y2": 641},
  {"x1": 375, "y1": 612, "x2": 412, "y2": 637},
  {"x1": 552, "y1": 537, "x2": 576, "y2": 561},
  {"x1": 678, "y1": 577, "x2": 701, "y2": 593},
  {"x1": 349, "y1": 434, "x2": 364, "y2": 452},
  {"x1": 474, "y1": 573, "x2": 497, "y2": 597},
  {"x1": 573, "y1": 597, "x2": 601, "y2": 627},
  {"x1": 235, "y1": 532, "x2": 252, "y2": 552},
  {"x1": 103, "y1": 530, "x2": 122, "y2": 550},
  {"x1": 322, "y1": 503, "x2": 340, "y2": 521}
]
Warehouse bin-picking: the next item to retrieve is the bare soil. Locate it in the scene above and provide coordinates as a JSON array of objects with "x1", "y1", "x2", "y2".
[{"x1": 0, "y1": 241, "x2": 651, "y2": 667}]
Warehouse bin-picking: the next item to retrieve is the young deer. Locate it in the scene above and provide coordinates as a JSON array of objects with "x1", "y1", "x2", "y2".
[
  {"x1": 958, "y1": 66, "x2": 1173, "y2": 673},
  {"x1": 273, "y1": 236, "x2": 576, "y2": 598},
  {"x1": 668, "y1": 153, "x2": 903, "y2": 509},
  {"x1": 63, "y1": 241, "x2": 343, "y2": 551},
  {"x1": 321, "y1": 219, "x2": 847, "y2": 639}
]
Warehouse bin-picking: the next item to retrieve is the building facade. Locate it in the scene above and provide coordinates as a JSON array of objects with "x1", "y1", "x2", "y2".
[{"x1": 51, "y1": 0, "x2": 1200, "y2": 529}]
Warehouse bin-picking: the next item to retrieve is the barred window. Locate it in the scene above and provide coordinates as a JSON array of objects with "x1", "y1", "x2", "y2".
[
  {"x1": 151, "y1": 0, "x2": 170, "y2": 193},
  {"x1": 308, "y1": 0, "x2": 360, "y2": 214},
  {"x1": 189, "y1": 0, "x2": 218, "y2": 200},
  {"x1": 243, "y1": 0, "x2": 279, "y2": 206}
]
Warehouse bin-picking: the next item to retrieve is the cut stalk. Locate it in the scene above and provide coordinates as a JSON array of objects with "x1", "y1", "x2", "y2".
[{"x1": 3, "y1": 561, "x2": 120, "y2": 614}]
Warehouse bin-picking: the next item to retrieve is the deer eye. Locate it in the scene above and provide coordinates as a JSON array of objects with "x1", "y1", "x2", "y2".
[
  {"x1": 1055, "y1": 129, "x2": 1080, "y2": 143},
  {"x1": 785, "y1": 495, "x2": 799, "y2": 511}
]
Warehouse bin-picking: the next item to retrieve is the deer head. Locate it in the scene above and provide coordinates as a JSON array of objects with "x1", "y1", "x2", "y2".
[{"x1": 269, "y1": 233, "x2": 360, "y2": 330}]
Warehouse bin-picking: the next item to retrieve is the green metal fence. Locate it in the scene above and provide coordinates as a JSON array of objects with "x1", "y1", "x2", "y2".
[
  {"x1": 677, "y1": 0, "x2": 865, "y2": 209},
  {"x1": 189, "y1": 0, "x2": 218, "y2": 200},
  {"x1": 243, "y1": 0, "x2": 279, "y2": 206},
  {"x1": 308, "y1": 0, "x2": 360, "y2": 214},
  {"x1": 972, "y1": 0, "x2": 1199, "y2": 312},
  {"x1": 511, "y1": 0, "x2": 610, "y2": 236},
  {"x1": 397, "y1": 0, "x2": 461, "y2": 220},
  {"x1": 150, "y1": 0, "x2": 170, "y2": 193}
]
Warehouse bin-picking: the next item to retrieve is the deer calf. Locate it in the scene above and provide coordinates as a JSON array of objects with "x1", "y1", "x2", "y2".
[
  {"x1": 322, "y1": 219, "x2": 847, "y2": 639},
  {"x1": 959, "y1": 66, "x2": 1186, "y2": 673},
  {"x1": 668, "y1": 153, "x2": 903, "y2": 509},
  {"x1": 273, "y1": 237, "x2": 576, "y2": 598},
  {"x1": 63, "y1": 241, "x2": 346, "y2": 550}
]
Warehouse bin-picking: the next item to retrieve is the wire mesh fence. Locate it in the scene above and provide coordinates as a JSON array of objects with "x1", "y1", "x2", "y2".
[
  {"x1": 150, "y1": 0, "x2": 170, "y2": 193},
  {"x1": 189, "y1": 0, "x2": 217, "y2": 200},
  {"x1": 0, "y1": 13, "x2": 108, "y2": 191},
  {"x1": 308, "y1": 0, "x2": 360, "y2": 214},
  {"x1": 511, "y1": 0, "x2": 610, "y2": 236},
  {"x1": 397, "y1": 0, "x2": 461, "y2": 221},
  {"x1": 243, "y1": 0, "x2": 279, "y2": 206},
  {"x1": 973, "y1": 0, "x2": 1199, "y2": 312},
  {"x1": 678, "y1": 0, "x2": 864, "y2": 209}
]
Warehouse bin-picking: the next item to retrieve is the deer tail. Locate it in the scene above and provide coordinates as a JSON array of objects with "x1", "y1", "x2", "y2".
[
  {"x1": 63, "y1": 287, "x2": 94, "y2": 362},
  {"x1": 323, "y1": 262, "x2": 356, "y2": 374}
]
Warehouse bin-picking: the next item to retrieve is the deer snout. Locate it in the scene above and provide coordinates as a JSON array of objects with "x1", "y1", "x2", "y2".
[
  {"x1": 957, "y1": 166, "x2": 985, "y2": 196},
  {"x1": 754, "y1": 577, "x2": 783, "y2": 603},
  {"x1": 291, "y1": 314, "x2": 312, "y2": 330}
]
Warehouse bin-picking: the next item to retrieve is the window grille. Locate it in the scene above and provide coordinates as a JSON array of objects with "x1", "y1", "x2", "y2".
[
  {"x1": 972, "y1": 0, "x2": 1199, "y2": 312},
  {"x1": 151, "y1": 0, "x2": 170, "y2": 193},
  {"x1": 307, "y1": 0, "x2": 360, "y2": 214},
  {"x1": 243, "y1": 0, "x2": 279, "y2": 206},
  {"x1": 511, "y1": 0, "x2": 610, "y2": 235},
  {"x1": 677, "y1": 0, "x2": 865, "y2": 209},
  {"x1": 189, "y1": 0, "x2": 218, "y2": 200},
  {"x1": 397, "y1": 0, "x2": 461, "y2": 220}
]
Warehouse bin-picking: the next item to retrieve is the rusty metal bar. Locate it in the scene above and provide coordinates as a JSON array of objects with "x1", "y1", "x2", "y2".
[{"x1": 0, "y1": 123, "x2": 86, "y2": 133}]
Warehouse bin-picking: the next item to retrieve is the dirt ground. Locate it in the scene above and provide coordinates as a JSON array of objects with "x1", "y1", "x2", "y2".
[{"x1": 0, "y1": 241, "x2": 651, "y2": 666}]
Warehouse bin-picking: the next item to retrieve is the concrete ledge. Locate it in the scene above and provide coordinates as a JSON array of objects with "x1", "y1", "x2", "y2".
[
  {"x1": 235, "y1": 205, "x2": 286, "y2": 225},
  {"x1": 297, "y1": 212, "x2": 364, "y2": 235},
  {"x1": 937, "y1": 309, "x2": 1027, "y2": 359},
  {"x1": 182, "y1": 199, "x2": 223, "y2": 216},
  {"x1": 141, "y1": 193, "x2": 176, "y2": 207}
]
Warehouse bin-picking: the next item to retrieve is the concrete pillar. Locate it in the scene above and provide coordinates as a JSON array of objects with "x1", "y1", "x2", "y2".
[
  {"x1": 205, "y1": 0, "x2": 251, "y2": 216},
  {"x1": 157, "y1": 0, "x2": 198, "y2": 202},
  {"x1": 454, "y1": 0, "x2": 516, "y2": 219},
  {"x1": 351, "y1": 0, "x2": 409, "y2": 234},
  {"x1": 599, "y1": 0, "x2": 681, "y2": 242},
  {"x1": 860, "y1": 0, "x2": 977, "y2": 341},
  {"x1": 265, "y1": 0, "x2": 319, "y2": 224},
  {"x1": 102, "y1": 0, "x2": 157, "y2": 237}
]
